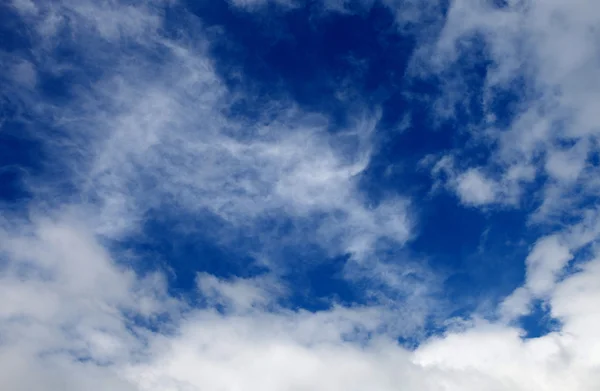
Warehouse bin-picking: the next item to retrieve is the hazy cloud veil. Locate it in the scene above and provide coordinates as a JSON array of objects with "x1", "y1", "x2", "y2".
[{"x1": 1, "y1": 0, "x2": 600, "y2": 390}]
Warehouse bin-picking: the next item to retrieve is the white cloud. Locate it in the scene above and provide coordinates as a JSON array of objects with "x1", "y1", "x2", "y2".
[
  {"x1": 414, "y1": 0, "x2": 600, "y2": 220},
  {"x1": 500, "y1": 234, "x2": 573, "y2": 319},
  {"x1": 3, "y1": 1, "x2": 600, "y2": 391},
  {"x1": 545, "y1": 142, "x2": 588, "y2": 183},
  {"x1": 428, "y1": 157, "x2": 511, "y2": 205},
  {"x1": 196, "y1": 273, "x2": 284, "y2": 312},
  {"x1": 3, "y1": 209, "x2": 600, "y2": 390},
  {"x1": 0, "y1": 214, "x2": 171, "y2": 391},
  {"x1": 5, "y1": 0, "x2": 412, "y2": 274},
  {"x1": 501, "y1": 211, "x2": 600, "y2": 320},
  {"x1": 525, "y1": 235, "x2": 573, "y2": 297},
  {"x1": 456, "y1": 168, "x2": 497, "y2": 206}
]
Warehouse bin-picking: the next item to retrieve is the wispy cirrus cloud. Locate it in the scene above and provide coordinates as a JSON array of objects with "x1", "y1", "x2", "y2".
[{"x1": 5, "y1": 0, "x2": 412, "y2": 261}]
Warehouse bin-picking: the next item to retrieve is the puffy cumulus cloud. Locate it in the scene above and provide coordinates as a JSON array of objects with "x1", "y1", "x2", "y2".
[
  {"x1": 455, "y1": 168, "x2": 497, "y2": 206},
  {"x1": 3, "y1": 210, "x2": 600, "y2": 390},
  {"x1": 413, "y1": 0, "x2": 600, "y2": 222},
  {"x1": 135, "y1": 260, "x2": 600, "y2": 391},
  {"x1": 501, "y1": 210, "x2": 600, "y2": 320},
  {"x1": 524, "y1": 235, "x2": 573, "y2": 297},
  {"x1": 0, "y1": 213, "x2": 173, "y2": 391},
  {"x1": 428, "y1": 156, "x2": 508, "y2": 206}
]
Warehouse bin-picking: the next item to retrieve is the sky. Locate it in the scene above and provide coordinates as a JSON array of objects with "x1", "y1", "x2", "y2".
[{"x1": 1, "y1": 0, "x2": 600, "y2": 390}]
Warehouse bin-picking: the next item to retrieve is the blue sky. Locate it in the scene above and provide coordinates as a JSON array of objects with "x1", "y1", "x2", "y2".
[{"x1": 1, "y1": 0, "x2": 600, "y2": 390}]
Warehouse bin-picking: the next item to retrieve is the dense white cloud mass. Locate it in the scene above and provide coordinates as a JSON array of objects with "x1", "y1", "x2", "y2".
[
  {"x1": 3, "y1": 213, "x2": 600, "y2": 390},
  {"x1": 1, "y1": 0, "x2": 600, "y2": 390}
]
